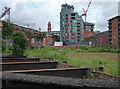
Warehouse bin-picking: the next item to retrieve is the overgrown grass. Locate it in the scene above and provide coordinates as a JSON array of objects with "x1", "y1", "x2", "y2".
[
  {"x1": 64, "y1": 55, "x2": 118, "y2": 76},
  {"x1": 25, "y1": 47, "x2": 67, "y2": 61},
  {"x1": 25, "y1": 47, "x2": 119, "y2": 76}
]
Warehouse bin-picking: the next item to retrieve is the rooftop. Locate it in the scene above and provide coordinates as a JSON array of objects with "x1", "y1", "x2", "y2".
[{"x1": 108, "y1": 16, "x2": 120, "y2": 21}]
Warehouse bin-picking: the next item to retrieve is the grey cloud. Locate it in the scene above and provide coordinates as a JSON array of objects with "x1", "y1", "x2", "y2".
[
  {"x1": 0, "y1": 1, "x2": 118, "y2": 32},
  {"x1": 94, "y1": 2, "x2": 118, "y2": 31}
]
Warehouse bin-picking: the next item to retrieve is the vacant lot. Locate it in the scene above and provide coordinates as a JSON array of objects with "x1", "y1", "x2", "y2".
[
  {"x1": 66, "y1": 52, "x2": 118, "y2": 61},
  {"x1": 25, "y1": 48, "x2": 119, "y2": 76},
  {"x1": 65, "y1": 52, "x2": 118, "y2": 76}
]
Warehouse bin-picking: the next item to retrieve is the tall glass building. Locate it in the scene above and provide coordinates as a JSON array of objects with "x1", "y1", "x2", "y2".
[{"x1": 60, "y1": 3, "x2": 84, "y2": 42}]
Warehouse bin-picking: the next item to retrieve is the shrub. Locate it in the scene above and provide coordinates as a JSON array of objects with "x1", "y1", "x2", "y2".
[
  {"x1": 8, "y1": 45, "x2": 13, "y2": 53},
  {"x1": 2, "y1": 40, "x2": 6, "y2": 53},
  {"x1": 13, "y1": 32, "x2": 28, "y2": 55},
  {"x1": 82, "y1": 45, "x2": 89, "y2": 50},
  {"x1": 109, "y1": 48, "x2": 118, "y2": 53}
]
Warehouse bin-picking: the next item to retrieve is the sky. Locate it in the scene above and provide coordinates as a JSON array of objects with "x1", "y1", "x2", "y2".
[{"x1": 0, "y1": 0, "x2": 119, "y2": 32}]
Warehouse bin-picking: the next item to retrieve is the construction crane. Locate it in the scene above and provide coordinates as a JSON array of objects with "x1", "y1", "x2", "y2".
[
  {"x1": 0, "y1": 7, "x2": 10, "y2": 21},
  {"x1": 82, "y1": 0, "x2": 92, "y2": 22}
]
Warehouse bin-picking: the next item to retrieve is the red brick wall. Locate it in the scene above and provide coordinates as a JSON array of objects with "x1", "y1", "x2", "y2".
[
  {"x1": 111, "y1": 18, "x2": 118, "y2": 45},
  {"x1": 84, "y1": 30, "x2": 95, "y2": 38},
  {"x1": 102, "y1": 31, "x2": 109, "y2": 45},
  {"x1": 84, "y1": 31, "x2": 109, "y2": 46}
]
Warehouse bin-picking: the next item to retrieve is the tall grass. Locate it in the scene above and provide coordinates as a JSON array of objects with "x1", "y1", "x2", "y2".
[
  {"x1": 64, "y1": 56, "x2": 118, "y2": 76},
  {"x1": 25, "y1": 47, "x2": 119, "y2": 76},
  {"x1": 25, "y1": 47, "x2": 67, "y2": 61}
]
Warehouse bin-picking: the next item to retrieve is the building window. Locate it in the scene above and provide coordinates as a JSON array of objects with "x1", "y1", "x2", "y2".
[
  {"x1": 114, "y1": 36, "x2": 115, "y2": 38},
  {"x1": 71, "y1": 17, "x2": 75, "y2": 19},
  {"x1": 114, "y1": 40, "x2": 115, "y2": 42},
  {"x1": 114, "y1": 27, "x2": 115, "y2": 29},
  {"x1": 66, "y1": 14, "x2": 68, "y2": 17},
  {"x1": 114, "y1": 22, "x2": 115, "y2": 25}
]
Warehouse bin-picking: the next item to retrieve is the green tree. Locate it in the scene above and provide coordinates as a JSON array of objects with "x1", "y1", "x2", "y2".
[
  {"x1": 2, "y1": 21, "x2": 15, "y2": 39},
  {"x1": 13, "y1": 32, "x2": 28, "y2": 55},
  {"x1": 8, "y1": 45, "x2": 13, "y2": 54},
  {"x1": 2, "y1": 40, "x2": 6, "y2": 53},
  {"x1": 28, "y1": 31, "x2": 33, "y2": 36}
]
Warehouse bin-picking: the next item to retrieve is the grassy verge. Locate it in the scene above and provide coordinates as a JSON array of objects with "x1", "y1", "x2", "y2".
[{"x1": 24, "y1": 47, "x2": 118, "y2": 76}]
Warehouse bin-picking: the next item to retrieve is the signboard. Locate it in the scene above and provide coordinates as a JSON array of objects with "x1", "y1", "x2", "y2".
[
  {"x1": 54, "y1": 42, "x2": 63, "y2": 46},
  {"x1": 89, "y1": 42, "x2": 92, "y2": 45}
]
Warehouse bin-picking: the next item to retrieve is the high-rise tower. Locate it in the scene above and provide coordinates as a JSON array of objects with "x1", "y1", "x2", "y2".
[{"x1": 60, "y1": 3, "x2": 84, "y2": 42}]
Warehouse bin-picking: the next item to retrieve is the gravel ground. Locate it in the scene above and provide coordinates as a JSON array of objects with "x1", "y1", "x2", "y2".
[{"x1": 2, "y1": 72, "x2": 119, "y2": 88}]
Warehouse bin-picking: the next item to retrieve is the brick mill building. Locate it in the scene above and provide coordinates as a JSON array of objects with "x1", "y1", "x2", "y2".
[{"x1": 60, "y1": 3, "x2": 84, "y2": 42}]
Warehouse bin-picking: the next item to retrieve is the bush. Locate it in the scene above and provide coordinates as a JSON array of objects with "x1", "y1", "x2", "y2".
[
  {"x1": 2, "y1": 40, "x2": 6, "y2": 53},
  {"x1": 8, "y1": 45, "x2": 13, "y2": 53},
  {"x1": 82, "y1": 45, "x2": 89, "y2": 50},
  {"x1": 2, "y1": 21, "x2": 15, "y2": 39},
  {"x1": 13, "y1": 32, "x2": 28, "y2": 55},
  {"x1": 109, "y1": 48, "x2": 118, "y2": 53}
]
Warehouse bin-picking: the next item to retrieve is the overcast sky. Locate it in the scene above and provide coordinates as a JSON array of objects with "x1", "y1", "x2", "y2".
[{"x1": 0, "y1": 0, "x2": 119, "y2": 32}]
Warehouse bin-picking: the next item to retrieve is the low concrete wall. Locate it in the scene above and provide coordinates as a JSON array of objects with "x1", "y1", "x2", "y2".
[
  {"x1": 6, "y1": 67, "x2": 90, "y2": 78},
  {"x1": 1, "y1": 58, "x2": 41, "y2": 63},
  {"x1": 2, "y1": 61, "x2": 58, "y2": 71},
  {"x1": 2, "y1": 72, "x2": 119, "y2": 89}
]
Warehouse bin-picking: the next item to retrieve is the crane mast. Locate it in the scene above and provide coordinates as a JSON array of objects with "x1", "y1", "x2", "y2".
[{"x1": 82, "y1": 0, "x2": 92, "y2": 22}]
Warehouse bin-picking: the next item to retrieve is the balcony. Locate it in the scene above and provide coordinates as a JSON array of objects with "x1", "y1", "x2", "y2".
[
  {"x1": 108, "y1": 25, "x2": 112, "y2": 28},
  {"x1": 108, "y1": 21, "x2": 112, "y2": 24},
  {"x1": 109, "y1": 37, "x2": 112, "y2": 39},
  {"x1": 109, "y1": 29, "x2": 112, "y2": 32},
  {"x1": 77, "y1": 24, "x2": 81, "y2": 26}
]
